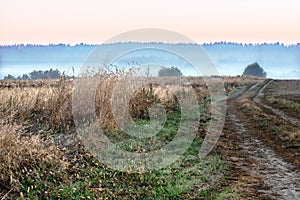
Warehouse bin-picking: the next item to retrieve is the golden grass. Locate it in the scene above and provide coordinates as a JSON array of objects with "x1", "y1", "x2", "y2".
[
  {"x1": 0, "y1": 79, "x2": 73, "y2": 130},
  {"x1": 0, "y1": 75, "x2": 264, "y2": 196},
  {"x1": 0, "y1": 122, "x2": 67, "y2": 192},
  {"x1": 288, "y1": 130, "x2": 300, "y2": 142}
]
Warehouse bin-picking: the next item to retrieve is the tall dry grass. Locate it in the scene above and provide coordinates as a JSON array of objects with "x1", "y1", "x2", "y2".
[
  {"x1": 92, "y1": 76, "x2": 212, "y2": 131},
  {"x1": 0, "y1": 75, "x2": 264, "y2": 197},
  {"x1": 0, "y1": 122, "x2": 67, "y2": 192},
  {"x1": 0, "y1": 75, "x2": 263, "y2": 133},
  {"x1": 0, "y1": 79, "x2": 72, "y2": 196},
  {"x1": 0, "y1": 79, "x2": 73, "y2": 131}
]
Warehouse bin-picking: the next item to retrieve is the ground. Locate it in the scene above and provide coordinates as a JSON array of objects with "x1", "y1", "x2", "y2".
[
  {"x1": 219, "y1": 80, "x2": 300, "y2": 199},
  {"x1": 0, "y1": 77, "x2": 299, "y2": 199}
]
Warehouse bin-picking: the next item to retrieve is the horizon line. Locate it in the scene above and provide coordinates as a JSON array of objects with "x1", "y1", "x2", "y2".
[{"x1": 1, "y1": 41, "x2": 300, "y2": 47}]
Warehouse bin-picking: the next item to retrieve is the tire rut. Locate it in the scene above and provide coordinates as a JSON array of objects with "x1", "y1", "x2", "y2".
[
  {"x1": 221, "y1": 81, "x2": 300, "y2": 199},
  {"x1": 228, "y1": 112, "x2": 300, "y2": 199},
  {"x1": 253, "y1": 80, "x2": 300, "y2": 128}
]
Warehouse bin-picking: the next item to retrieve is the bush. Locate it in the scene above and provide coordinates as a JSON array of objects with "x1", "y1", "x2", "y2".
[
  {"x1": 158, "y1": 67, "x2": 183, "y2": 77},
  {"x1": 243, "y1": 62, "x2": 267, "y2": 77}
]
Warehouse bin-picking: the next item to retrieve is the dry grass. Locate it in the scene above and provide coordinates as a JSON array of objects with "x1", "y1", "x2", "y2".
[
  {"x1": 0, "y1": 79, "x2": 73, "y2": 131},
  {"x1": 0, "y1": 122, "x2": 67, "y2": 193},
  {"x1": 0, "y1": 75, "x2": 264, "y2": 198},
  {"x1": 0, "y1": 79, "x2": 72, "y2": 197},
  {"x1": 288, "y1": 130, "x2": 300, "y2": 142},
  {"x1": 0, "y1": 75, "x2": 263, "y2": 135}
]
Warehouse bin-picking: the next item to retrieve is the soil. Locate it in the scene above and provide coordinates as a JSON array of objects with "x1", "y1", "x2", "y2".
[
  {"x1": 218, "y1": 81, "x2": 300, "y2": 199},
  {"x1": 258, "y1": 80, "x2": 300, "y2": 122},
  {"x1": 254, "y1": 80, "x2": 300, "y2": 128}
]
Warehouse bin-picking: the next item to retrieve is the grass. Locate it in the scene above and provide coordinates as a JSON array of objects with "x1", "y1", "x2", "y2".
[
  {"x1": 0, "y1": 122, "x2": 68, "y2": 197},
  {"x1": 4, "y1": 128, "x2": 231, "y2": 199},
  {"x1": 265, "y1": 96, "x2": 300, "y2": 113},
  {"x1": 237, "y1": 81, "x2": 300, "y2": 143},
  {"x1": 0, "y1": 76, "x2": 264, "y2": 199},
  {"x1": 239, "y1": 99, "x2": 297, "y2": 138}
]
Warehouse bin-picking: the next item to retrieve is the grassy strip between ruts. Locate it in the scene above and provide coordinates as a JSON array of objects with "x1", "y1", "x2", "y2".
[{"x1": 265, "y1": 96, "x2": 300, "y2": 114}]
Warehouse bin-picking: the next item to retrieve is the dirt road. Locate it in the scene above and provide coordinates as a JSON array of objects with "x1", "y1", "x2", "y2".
[{"x1": 219, "y1": 81, "x2": 300, "y2": 199}]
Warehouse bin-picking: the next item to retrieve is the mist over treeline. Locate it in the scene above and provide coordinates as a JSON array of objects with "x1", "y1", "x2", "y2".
[
  {"x1": 1, "y1": 42, "x2": 299, "y2": 65},
  {"x1": 0, "y1": 42, "x2": 299, "y2": 79}
]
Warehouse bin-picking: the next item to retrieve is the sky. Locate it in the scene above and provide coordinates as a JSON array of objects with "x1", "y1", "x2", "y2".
[{"x1": 1, "y1": 0, "x2": 300, "y2": 45}]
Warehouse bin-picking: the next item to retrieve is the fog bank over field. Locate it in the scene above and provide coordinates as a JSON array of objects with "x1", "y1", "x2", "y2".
[{"x1": 0, "y1": 43, "x2": 299, "y2": 79}]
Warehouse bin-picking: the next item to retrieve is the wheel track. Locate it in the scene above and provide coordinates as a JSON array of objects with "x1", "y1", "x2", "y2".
[
  {"x1": 253, "y1": 80, "x2": 300, "y2": 128},
  {"x1": 221, "y1": 81, "x2": 300, "y2": 199}
]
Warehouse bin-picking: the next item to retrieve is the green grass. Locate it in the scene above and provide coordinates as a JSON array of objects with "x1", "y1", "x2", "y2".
[
  {"x1": 265, "y1": 96, "x2": 300, "y2": 113},
  {"x1": 226, "y1": 85, "x2": 249, "y2": 98},
  {"x1": 14, "y1": 107, "x2": 233, "y2": 199},
  {"x1": 239, "y1": 93, "x2": 299, "y2": 143}
]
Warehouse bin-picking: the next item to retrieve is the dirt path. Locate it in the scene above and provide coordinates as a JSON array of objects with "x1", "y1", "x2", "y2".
[{"x1": 219, "y1": 82, "x2": 300, "y2": 199}]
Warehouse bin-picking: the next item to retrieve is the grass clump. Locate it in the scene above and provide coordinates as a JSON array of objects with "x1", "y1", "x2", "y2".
[{"x1": 0, "y1": 123, "x2": 68, "y2": 198}]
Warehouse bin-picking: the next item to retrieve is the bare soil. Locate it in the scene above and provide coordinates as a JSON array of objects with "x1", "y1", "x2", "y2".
[
  {"x1": 218, "y1": 81, "x2": 300, "y2": 199},
  {"x1": 258, "y1": 80, "x2": 300, "y2": 122}
]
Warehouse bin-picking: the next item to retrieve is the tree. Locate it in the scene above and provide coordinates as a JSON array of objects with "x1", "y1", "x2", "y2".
[
  {"x1": 3, "y1": 68, "x2": 63, "y2": 80},
  {"x1": 29, "y1": 69, "x2": 61, "y2": 79},
  {"x1": 29, "y1": 70, "x2": 40, "y2": 79},
  {"x1": 4, "y1": 74, "x2": 15, "y2": 80},
  {"x1": 158, "y1": 66, "x2": 183, "y2": 77},
  {"x1": 46, "y1": 69, "x2": 61, "y2": 78},
  {"x1": 22, "y1": 74, "x2": 30, "y2": 80},
  {"x1": 243, "y1": 62, "x2": 267, "y2": 77}
]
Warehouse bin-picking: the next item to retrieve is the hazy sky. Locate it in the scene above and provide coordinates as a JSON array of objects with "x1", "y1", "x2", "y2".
[{"x1": 1, "y1": 0, "x2": 300, "y2": 45}]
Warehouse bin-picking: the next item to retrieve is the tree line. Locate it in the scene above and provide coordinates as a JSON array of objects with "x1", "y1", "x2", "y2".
[
  {"x1": 4, "y1": 69, "x2": 64, "y2": 80},
  {"x1": 3, "y1": 63, "x2": 267, "y2": 80}
]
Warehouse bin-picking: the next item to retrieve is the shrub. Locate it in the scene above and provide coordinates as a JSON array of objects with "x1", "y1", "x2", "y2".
[
  {"x1": 158, "y1": 67, "x2": 183, "y2": 77},
  {"x1": 243, "y1": 62, "x2": 267, "y2": 77}
]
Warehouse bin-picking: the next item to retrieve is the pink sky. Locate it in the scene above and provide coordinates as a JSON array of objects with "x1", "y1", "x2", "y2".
[{"x1": 1, "y1": 0, "x2": 299, "y2": 45}]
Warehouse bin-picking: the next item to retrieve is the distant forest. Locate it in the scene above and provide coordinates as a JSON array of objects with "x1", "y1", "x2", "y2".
[
  {"x1": 1, "y1": 42, "x2": 299, "y2": 47},
  {"x1": 1, "y1": 42, "x2": 299, "y2": 79},
  {"x1": 3, "y1": 69, "x2": 72, "y2": 80}
]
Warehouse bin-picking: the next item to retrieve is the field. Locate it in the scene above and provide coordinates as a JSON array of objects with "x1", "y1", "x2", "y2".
[
  {"x1": 0, "y1": 76, "x2": 299, "y2": 199},
  {"x1": 261, "y1": 80, "x2": 300, "y2": 122}
]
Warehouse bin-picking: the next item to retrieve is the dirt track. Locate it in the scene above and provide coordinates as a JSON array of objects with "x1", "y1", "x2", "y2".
[{"x1": 219, "y1": 81, "x2": 300, "y2": 199}]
